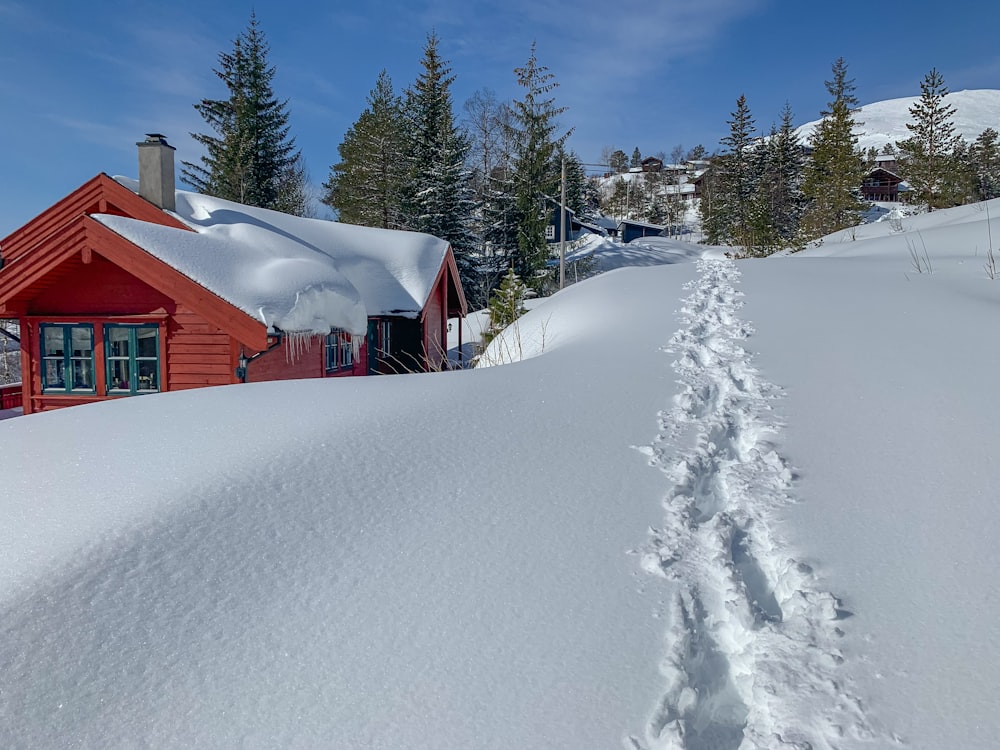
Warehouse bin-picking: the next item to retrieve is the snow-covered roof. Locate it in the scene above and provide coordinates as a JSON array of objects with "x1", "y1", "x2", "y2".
[
  {"x1": 617, "y1": 218, "x2": 666, "y2": 230},
  {"x1": 96, "y1": 178, "x2": 452, "y2": 336}
]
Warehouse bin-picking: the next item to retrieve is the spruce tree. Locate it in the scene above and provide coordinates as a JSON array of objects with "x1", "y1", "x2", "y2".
[
  {"x1": 400, "y1": 32, "x2": 478, "y2": 299},
  {"x1": 896, "y1": 68, "x2": 964, "y2": 210},
  {"x1": 508, "y1": 43, "x2": 571, "y2": 288},
  {"x1": 482, "y1": 265, "x2": 527, "y2": 347},
  {"x1": 183, "y1": 12, "x2": 305, "y2": 214},
  {"x1": 323, "y1": 70, "x2": 407, "y2": 228},
  {"x1": 551, "y1": 147, "x2": 588, "y2": 216},
  {"x1": 970, "y1": 128, "x2": 1000, "y2": 201},
  {"x1": 758, "y1": 103, "x2": 805, "y2": 250},
  {"x1": 630, "y1": 147, "x2": 642, "y2": 169},
  {"x1": 700, "y1": 95, "x2": 757, "y2": 249},
  {"x1": 800, "y1": 58, "x2": 866, "y2": 240}
]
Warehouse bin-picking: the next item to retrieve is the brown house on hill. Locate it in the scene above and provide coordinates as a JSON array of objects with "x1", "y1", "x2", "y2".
[
  {"x1": 0, "y1": 135, "x2": 467, "y2": 415},
  {"x1": 641, "y1": 156, "x2": 663, "y2": 172},
  {"x1": 862, "y1": 167, "x2": 904, "y2": 202}
]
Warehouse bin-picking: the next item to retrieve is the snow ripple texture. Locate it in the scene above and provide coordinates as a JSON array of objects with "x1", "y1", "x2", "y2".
[{"x1": 631, "y1": 259, "x2": 875, "y2": 750}]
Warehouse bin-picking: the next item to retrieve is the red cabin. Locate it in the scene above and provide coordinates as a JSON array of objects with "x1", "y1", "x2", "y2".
[{"x1": 0, "y1": 136, "x2": 467, "y2": 414}]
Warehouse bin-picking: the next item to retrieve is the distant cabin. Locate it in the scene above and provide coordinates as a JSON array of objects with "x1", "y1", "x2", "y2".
[
  {"x1": 641, "y1": 156, "x2": 663, "y2": 172},
  {"x1": 0, "y1": 136, "x2": 467, "y2": 414},
  {"x1": 862, "y1": 167, "x2": 904, "y2": 202},
  {"x1": 545, "y1": 198, "x2": 605, "y2": 244},
  {"x1": 618, "y1": 218, "x2": 666, "y2": 244}
]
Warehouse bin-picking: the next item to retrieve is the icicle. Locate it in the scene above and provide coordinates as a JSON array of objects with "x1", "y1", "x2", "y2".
[{"x1": 283, "y1": 331, "x2": 313, "y2": 364}]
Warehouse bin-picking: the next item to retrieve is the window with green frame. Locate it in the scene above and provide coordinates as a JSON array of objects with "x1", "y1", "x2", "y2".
[
  {"x1": 105, "y1": 324, "x2": 160, "y2": 395},
  {"x1": 325, "y1": 330, "x2": 353, "y2": 372},
  {"x1": 41, "y1": 324, "x2": 95, "y2": 393}
]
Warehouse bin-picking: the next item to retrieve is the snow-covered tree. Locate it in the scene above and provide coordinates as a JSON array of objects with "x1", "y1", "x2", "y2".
[
  {"x1": 800, "y1": 57, "x2": 866, "y2": 239},
  {"x1": 896, "y1": 69, "x2": 965, "y2": 210},
  {"x1": 183, "y1": 12, "x2": 306, "y2": 214},
  {"x1": 482, "y1": 265, "x2": 528, "y2": 347},
  {"x1": 701, "y1": 94, "x2": 757, "y2": 248},
  {"x1": 323, "y1": 70, "x2": 408, "y2": 229},
  {"x1": 401, "y1": 32, "x2": 478, "y2": 300},
  {"x1": 630, "y1": 147, "x2": 642, "y2": 169},
  {"x1": 969, "y1": 127, "x2": 1000, "y2": 201},
  {"x1": 755, "y1": 103, "x2": 805, "y2": 251}
]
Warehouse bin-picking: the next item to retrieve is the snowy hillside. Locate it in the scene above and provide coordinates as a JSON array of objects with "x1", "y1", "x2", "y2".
[
  {"x1": 795, "y1": 88, "x2": 1000, "y2": 152},
  {"x1": 4, "y1": 200, "x2": 1000, "y2": 748}
]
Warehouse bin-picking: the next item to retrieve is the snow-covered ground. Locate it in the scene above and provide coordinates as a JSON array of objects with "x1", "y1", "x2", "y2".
[
  {"x1": 795, "y1": 88, "x2": 1000, "y2": 152},
  {"x1": 4, "y1": 200, "x2": 1000, "y2": 748}
]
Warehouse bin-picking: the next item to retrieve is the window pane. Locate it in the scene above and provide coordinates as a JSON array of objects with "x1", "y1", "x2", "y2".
[
  {"x1": 71, "y1": 359, "x2": 94, "y2": 390},
  {"x1": 136, "y1": 327, "x2": 157, "y2": 357},
  {"x1": 108, "y1": 359, "x2": 130, "y2": 391},
  {"x1": 107, "y1": 327, "x2": 130, "y2": 357},
  {"x1": 70, "y1": 327, "x2": 93, "y2": 358},
  {"x1": 137, "y1": 360, "x2": 158, "y2": 391},
  {"x1": 43, "y1": 327, "x2": 65, "y2": 357},
  {"x1": 340, "y1": 335, "x2": 353, "y2": 367},
  {"x1": 327, "y1": 332, "x2": 348, "y2": 370},
  {"x1": 44, "y1": 359, "x2": 65, "y2": 389}
]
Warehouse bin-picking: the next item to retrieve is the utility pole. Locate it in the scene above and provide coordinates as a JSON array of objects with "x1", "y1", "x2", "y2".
[{"x1": 560, "y1": 156, "x2": 566, "y2": 290}]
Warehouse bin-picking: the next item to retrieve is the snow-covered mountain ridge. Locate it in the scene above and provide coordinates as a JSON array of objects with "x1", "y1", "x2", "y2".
[{"x1": 795, "y1": 88, "x2": 1000, "y2": 152}]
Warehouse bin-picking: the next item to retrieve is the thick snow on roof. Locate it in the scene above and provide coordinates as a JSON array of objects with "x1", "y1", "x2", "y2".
[
  {"x1": 4, "y1": 200, "x2": 1000, "y2": 747},
  {"x1": 98, "y1": 178, "x2": 452, "y2": 335}
]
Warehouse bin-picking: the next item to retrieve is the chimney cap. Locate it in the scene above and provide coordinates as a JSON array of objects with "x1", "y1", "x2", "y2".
[{"x1": 140, "y1": 133, "x2": 171, "y2": 145}]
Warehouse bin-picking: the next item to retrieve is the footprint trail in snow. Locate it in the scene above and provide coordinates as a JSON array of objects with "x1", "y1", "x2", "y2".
[{"x1": 630, "y1": 258, "x2": 883, "y2": 750}]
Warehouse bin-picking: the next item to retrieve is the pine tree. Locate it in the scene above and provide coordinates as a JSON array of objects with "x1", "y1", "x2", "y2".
[
  {"x1": 896, "y1": 69, "x2": 964, "y2": 210},
  {"x1": 687, "y1": 144, "x2": 707, "y2": 161},
  {"x1": 183, "y1": 13, "x2": 305, "y2": 214},
  {"x1": 757, "y1": 103, "x2": 805, "y2": 250},
  {"x1": 401, "y1": 32, "x2": 478, "y2": 300},
  {"x1": 482, "y1": 265, "x2": 527, "y2": 347},
  {"x1": 969, "y1": 128, "x2": 1000, "y2": 200},
  {"x1": 549, "y1": 147, "x2": 588, "y2": 218},
  {"x1": 508, "y1": 43, "x2": 571, "y2": 289},
  {"x1": 323, "y1": 70, "x2": 407, "y2": 228},
  {"x1": 800, "y1": 58, "x2": 866, "y2": 239},
  {"x1": 630, "y1": 147, "x2": 642, "y2": 169},
  {"x1": 608, "y1": 149, "x2": 628, "y2": 173},
  {"x1": 700, "y1": 95, "x2": 757, "y2": 249}
]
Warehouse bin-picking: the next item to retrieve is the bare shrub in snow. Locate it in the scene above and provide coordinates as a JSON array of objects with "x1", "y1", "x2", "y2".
[{"x1": 906, "y1": 232, "x2": 933, "y2": 274}]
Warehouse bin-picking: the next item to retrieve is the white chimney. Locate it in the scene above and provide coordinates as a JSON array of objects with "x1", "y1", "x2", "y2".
[{"x1": 137, "y1": 133, "x2": 176, "y2": 212}]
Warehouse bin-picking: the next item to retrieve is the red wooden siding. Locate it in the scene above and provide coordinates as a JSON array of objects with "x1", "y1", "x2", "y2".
[
  {"x1": 423, "y1": 283, "x2": 445, "y2": 371},
  {"x1": 166, "y1": 307, "x2": 238, "y2": 390},
  {"x1": 0, "y1": 383, "x2": 21, "y2": 410},
  {"x1": 249, "y1": 336, "x2": 325, "y2": 382},
  {"x1": 247, "y1": 334, "x2": 368, "y2": 381}
]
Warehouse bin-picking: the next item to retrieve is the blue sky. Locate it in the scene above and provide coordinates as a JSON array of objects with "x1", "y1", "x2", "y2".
[{"x1": 2, "y1": 0, "x2": 999, "y2": 236}]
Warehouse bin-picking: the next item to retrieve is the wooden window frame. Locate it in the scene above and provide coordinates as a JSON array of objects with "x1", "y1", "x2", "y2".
[
  {"x1": 103, "y1": 323, "x2": 161, "y2": 396},
  {"x1": 40, "y1": 323, "x2": 96, "y2": 394},
  {"x1": 325, "y1": 330, "x2": 353, "y2": 372}
]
